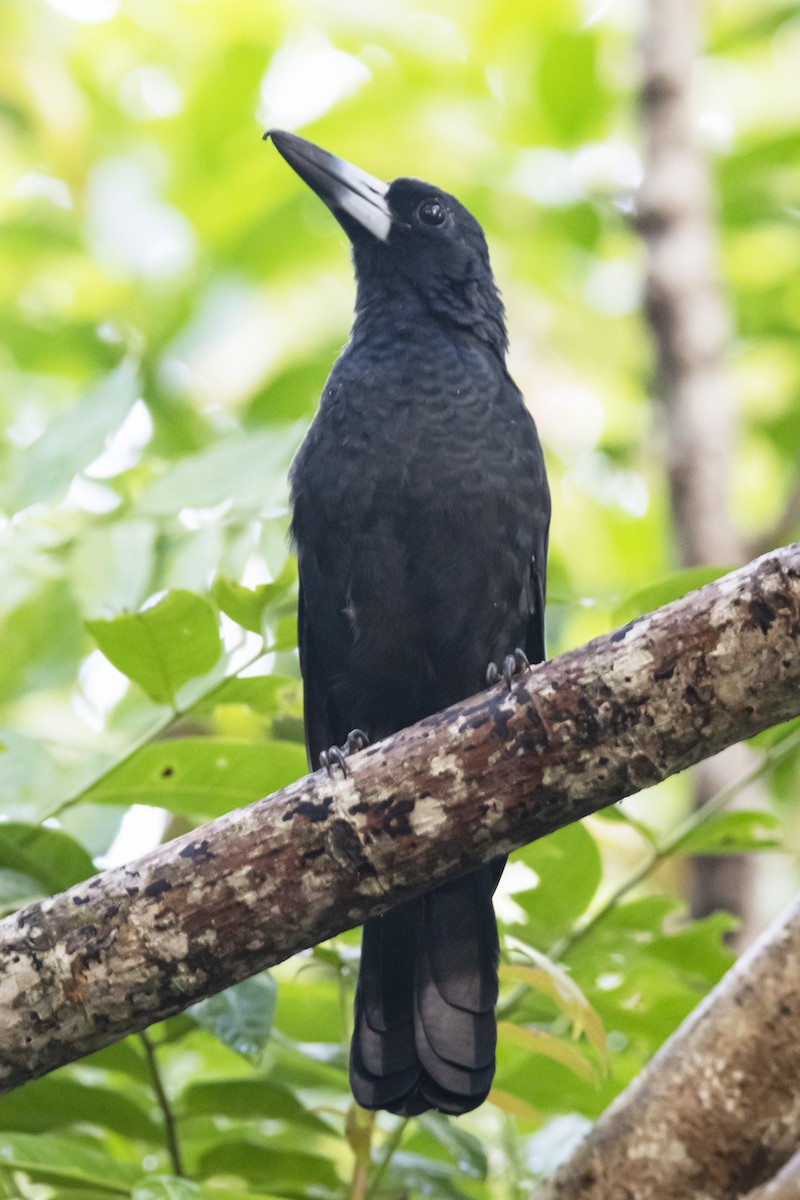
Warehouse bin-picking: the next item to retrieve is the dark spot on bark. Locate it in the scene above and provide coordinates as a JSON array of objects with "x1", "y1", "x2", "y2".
[
  {"x1": 301, "y1": 846, "x2": 325, "y2": 864},
  {"x1": 489, "y1": 701, "x2": 515, "y2": 742},
  {"x1": 179, "y1": 839, "x2": 214, "y2": 861},
  {"x1": 12, "y1": 956, "x2": 19, "y2": 963},
  {"x1": 145, "y1": 879, "x2": 172, "y2": 899},
  {"x1": 535, "y1": 785, "x2": 569, "y2": 810},
  {"x1": 93, "y1": 1013, "x2": 111, "y2": 1030},
  {"x1": 162, "y1": 766, "x2": 174, "y2": 777},
  {"x1": 89, "y1": 878, "x2": 102, "y2": 888},
  {"x1": 126, "y1": 887, "x2": 139, "y2": 896},
  {"x1": 382, "y1": 797, "x2": 415, "y2": 838},
  {"x1": 783, "y1": 659, "x2": 792, "y2": 669},
  {"x1": 289, "y1": 796, "x2": 334, "y2": 823},
  {"x1": 348, "y1": 802, "x2": 368, "y2": 814},
  {"x1": 328, "y1": 819, "x2": 368, "y2": 871},
  {"x1": 610, "y1": 619, "x2": 637, "y2": 643},
  {"x1": 463, "y1": 709, "x2": 487, "y2": 732},
  {"x1": 628, "y1": 754, "x2": 660, "y2": 788},
  {"x1": 684, "y1": 684, "x2": 702, "y2": 706},
  {"x1": 573, "y1": 698, "x2": 599, "y2": 743},
  {"x1": 17, "y1": 905, "x2": 44, "y2": 928},
  {"x1": 72, "y1": 894, "x2": 90, "y2": 906},
  {"x1": 598, "y1": 756, "x2": 608, "y2": 766},
  {"x1": 105, "y1": 905, "x2": 120, "y2": 919},
  {"x1": 748, "y1": 595, "x2": 776, "y2": 635},
  {"x1": 654, "y1": 664, "x2": 675, "y2": 681}
]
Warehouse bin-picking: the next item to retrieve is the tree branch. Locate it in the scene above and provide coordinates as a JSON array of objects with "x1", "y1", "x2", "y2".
[
  {"x1": 1, "y1": 544, "x2": 799, "y2": 1092},
  {"x1": 534, "y1": 893, "x2": 800, "y2": 1200}
]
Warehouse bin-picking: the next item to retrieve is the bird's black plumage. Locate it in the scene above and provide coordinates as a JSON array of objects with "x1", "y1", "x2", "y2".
[{"x1": 268, "y1": 130, "x2": 551, "y2": 1116}]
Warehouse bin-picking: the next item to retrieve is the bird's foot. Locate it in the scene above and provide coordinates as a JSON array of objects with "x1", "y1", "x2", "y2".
[
  {"x1": 319, "y1": 729, "x2": 370, "y2": 777},
  {"x1": 486, "y1": 648, "x2": 530, "y2": 691}
]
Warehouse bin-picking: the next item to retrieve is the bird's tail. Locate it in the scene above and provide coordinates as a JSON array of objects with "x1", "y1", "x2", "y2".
[{"x1": 349, "y1": 865, "x2": 500, "y2": 1116}]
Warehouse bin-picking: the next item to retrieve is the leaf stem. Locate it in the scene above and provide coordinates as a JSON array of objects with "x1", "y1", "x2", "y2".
[
  {"x1": 553, "y1": 725, "x2": 800, "y2": 961},
  {"x1": 364, "y1": 1118, "x2": 408, "y2": 1200},
  {"x1": 140, "y1": 1030, "x2": 185, "y2": 1178}
]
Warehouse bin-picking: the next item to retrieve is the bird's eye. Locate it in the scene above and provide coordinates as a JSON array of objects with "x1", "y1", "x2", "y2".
[{"x1": 417, "y1": 199, "x2": 446, "y2": 227}]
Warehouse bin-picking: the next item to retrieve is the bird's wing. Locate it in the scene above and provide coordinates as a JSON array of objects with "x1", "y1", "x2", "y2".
[
  {"x1": 524, "y1": 531, "x2": 549, "y2": 668},
  {"x1": 297, "y1": 575, "x2": 346, "y2": 768}
]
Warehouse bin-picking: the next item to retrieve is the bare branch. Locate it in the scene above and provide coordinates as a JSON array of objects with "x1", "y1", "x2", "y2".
[
  {"x1": 1, "y1": 544, "x2": 799, "y2": 1092},
  {"x1": 534, "y1": 893, "x2": 800, "y2": 1200}
]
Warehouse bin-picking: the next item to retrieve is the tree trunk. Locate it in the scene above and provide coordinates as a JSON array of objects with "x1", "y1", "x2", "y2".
[{"x1": 638, "y1": 0, "x2": 756, "y2": 936}]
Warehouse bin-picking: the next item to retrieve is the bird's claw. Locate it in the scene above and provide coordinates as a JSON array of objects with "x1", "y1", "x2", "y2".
[
  {"x1": 319, "y1": 729, "x2": 370, "y2": 777},
  {"x1": 486, "y1": 648, "x2": 530, "y2": 691}
]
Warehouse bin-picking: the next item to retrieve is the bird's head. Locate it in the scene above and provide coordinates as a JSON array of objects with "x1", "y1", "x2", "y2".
[{"x1": 267, "y1": 130, "x2": 507, "y2": 357}]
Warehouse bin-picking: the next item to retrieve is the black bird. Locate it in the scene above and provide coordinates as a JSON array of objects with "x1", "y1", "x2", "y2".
[{"x1": 268, "y1": 130, "x2": 550, "y2": 1116}]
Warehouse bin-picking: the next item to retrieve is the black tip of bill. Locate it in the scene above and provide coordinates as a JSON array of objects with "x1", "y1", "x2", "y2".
[{"x1": 263, "y1": 129, "x2": 392, "y2": 244}]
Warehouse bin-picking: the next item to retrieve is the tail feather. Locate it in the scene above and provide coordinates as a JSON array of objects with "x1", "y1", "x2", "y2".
[{"x1": 349, "y1": 866, "x2": 501, "y2": 1116}]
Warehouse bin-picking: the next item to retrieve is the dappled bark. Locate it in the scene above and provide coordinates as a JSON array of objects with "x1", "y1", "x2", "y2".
[
  {"x1": 0, "y1": 544, "x2": 799, "y2": 1092},
  {"x1": 534, "y1": 894, "x2": 800, "y2": 1200},
  {"x1": 638, "y1": 0, "x2": 756, "y2": 934}
]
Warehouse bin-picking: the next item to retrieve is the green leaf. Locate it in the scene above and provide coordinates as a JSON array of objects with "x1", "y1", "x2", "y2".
[
  {"x1": 0, "y1": 1131, "x2": 143, "y2": 1189},
  {"x1": 497, "y1": 1022, "x2": 598, "y2": 1083},
  {"x1": 500, "y1": 951, "x2": 608, "y2": 1067},
  {"x1": 194, "y1": 674, "x2": 299, "y2": 718},
  {"x1": 671, "y1": 810, "x2": 782, "y2": 856},
  {"x1": 189, "y1": 973, "x2": 277, "y2": 1062},
  {"x1": 386, "y1": 1152, "x2": 472, "y2": 1200},
  {"x1": 613, "y1": 566, "x2": 732, "y2": 626},
  {"x1": 213, "y1": 578, "x2": 273, "y2": 635},
  {"x1": 213, "y1": 559, "x2": 296, "y2": 636},
  {"x1": 84, "y1": 737, "x2": 307, "y2": 817},
  {"x1": 0, "y1": 1077, "x2": 158, "y2": 1141},
  {"x1": 0, "y1": 582, "x2": 85, "y2": 706},
  {"x1": 137, "y1": 427, "x2": 302, "y2": 518},
  {"x1": 0, "y1": 729, "x2": 59, "y2": 822},
  {"x1": 513, "y1": 823, "x2": 602, "y2": 946},
  {"x1": 0, "y1": 822, "x2": 94, "y2": 894},
  {"x1": 417, "y1": 1113, "x2": 487, "y2": 1180},
  {"x1": 0, "y1": 868, "x2": 45, "y2": 910},
  {"x1": 181, "y1": 1078, "x2": 327, "y2": 1131},
  {"x1": 87, "y1": 590, "x2": 222, "y2": 707},
  {"x1": 195, "y1": 1140, "x2": 340, "y2": 1191},
  {"x1": 70, "y1": 519, "x2": 157, "y2": 618},
  {"x1": 3, "y1": 360, "x2": 139, "y2": 512},
  {"x1": 133, "y1": 1178, "x2": 205, "y2": 1200}
]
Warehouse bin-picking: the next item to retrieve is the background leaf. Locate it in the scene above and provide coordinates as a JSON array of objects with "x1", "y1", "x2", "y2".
[
  {"x1": 189, "y1": 972, "x2": 278, "y2": 1062},
  {"x1": 87, "y1": 591, "x2": 223, "y2": 707}
]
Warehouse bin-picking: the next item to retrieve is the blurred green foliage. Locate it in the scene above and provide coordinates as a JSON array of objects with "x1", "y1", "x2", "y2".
[{"x1": 1, "y1": 0, "x2": 800, "y2": 1196}]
